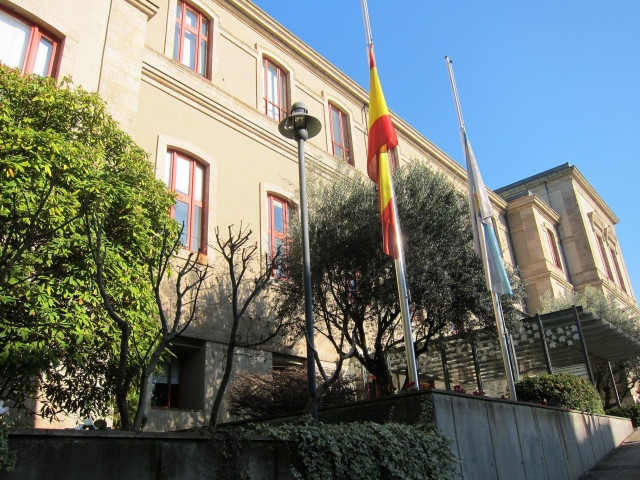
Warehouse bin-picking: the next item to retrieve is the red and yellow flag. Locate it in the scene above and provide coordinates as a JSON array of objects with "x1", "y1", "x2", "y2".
[{"x1": 367, "y1": 45, "x2": 399, "y2": 259}]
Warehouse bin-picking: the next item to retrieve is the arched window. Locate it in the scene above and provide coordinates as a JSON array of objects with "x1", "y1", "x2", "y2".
[
  {"x1": 164, "y1": 150, "x2": 206, "y2": 251},
  {"x1": 268, "y1": 193, "x2": 290, "y2": 276},
  {"x1": 329, "y1": 103, "x2": 353, "y2": 165},
  {"x1": 263, "y1": 57, "x2": 288, "y2": 121}
]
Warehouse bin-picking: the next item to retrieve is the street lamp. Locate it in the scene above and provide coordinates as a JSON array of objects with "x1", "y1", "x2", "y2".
[{"x1": 278, "y1": 102, "x2": 321, "y2": 418}]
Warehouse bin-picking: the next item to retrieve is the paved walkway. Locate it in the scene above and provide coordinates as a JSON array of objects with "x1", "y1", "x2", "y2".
[{"x1": 580, "y1": 428, "x2": 640, "y2": 479}]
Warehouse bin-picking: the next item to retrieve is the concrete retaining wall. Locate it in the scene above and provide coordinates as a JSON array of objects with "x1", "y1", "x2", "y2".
[
  {"x1": 1, "y1": 390, "x2": 633, "y2": 479},
  {"x1": 429, "y1": 391, "x2": 633, "y2": 480}
]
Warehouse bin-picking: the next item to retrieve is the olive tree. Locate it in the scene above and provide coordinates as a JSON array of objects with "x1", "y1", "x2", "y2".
[{"x1": 276, "y1": 161, "x2": 523, "y2": 396}]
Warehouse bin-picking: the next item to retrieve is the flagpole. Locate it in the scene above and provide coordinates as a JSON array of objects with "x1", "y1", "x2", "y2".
[
  {"x1": 361, "y1": 0, "x2": 420, "y2": 390},
  {"x1": 388, "y1": 150, "x2": 420, "y2": 389},
  {"x1": 445, "y1": 56, "x2": 518, "y2": 400}
]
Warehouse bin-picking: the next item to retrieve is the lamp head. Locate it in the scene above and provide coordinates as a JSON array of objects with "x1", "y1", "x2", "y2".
[{"x1": 278, "y1": 102, "x2": 322, "y2": 141}]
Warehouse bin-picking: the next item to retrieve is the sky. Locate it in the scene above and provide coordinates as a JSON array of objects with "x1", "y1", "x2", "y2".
[{"x1": 252, "y1": 0, "x2": 640, "y2": 294}]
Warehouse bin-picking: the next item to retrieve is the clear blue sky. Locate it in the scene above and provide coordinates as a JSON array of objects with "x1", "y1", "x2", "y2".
[{"x1": 252, "y1": 0, "x2": 640, "y2": 296}]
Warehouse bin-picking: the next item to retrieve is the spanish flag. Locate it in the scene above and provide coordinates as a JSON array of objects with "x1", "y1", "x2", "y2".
[{"x1": 367, "y1": 44, "x2": 399, "y2": 259}]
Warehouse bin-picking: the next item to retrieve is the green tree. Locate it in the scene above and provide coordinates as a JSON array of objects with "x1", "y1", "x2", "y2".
[
  {"x1": 540, "y1": 287, "x2": 640, "y2": 408},
  {"x1": 276, "y1": 161, "x2": 523, "y2": 396},
  {"x1": 0, "y1": 65, "x2": 176, "y2": 422}
]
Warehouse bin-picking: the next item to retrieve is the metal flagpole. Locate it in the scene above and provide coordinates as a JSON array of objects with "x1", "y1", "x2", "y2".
[
  {"x1": 445, "y1": 56, "x2": 517, "y2": 400},
  {"x1": 360, "y1": 0, "x2": 420, "y2": 389},
  {"x1": 388, "y1": 154, "x2": 420, "y2": 389}
]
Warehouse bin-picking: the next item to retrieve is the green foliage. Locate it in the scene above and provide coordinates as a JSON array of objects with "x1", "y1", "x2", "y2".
[
  {"x1": 0, "y1": 65, "x2": 176, "y2": 420},
  {"x1": 0, "y1": 422, "x2": 16, "y2": 472},
  {"x1": 276, "y1": 160, "x2": 524, "y2": 395},
  {"x1": 606, "y1": 404, "x2": 640, "y2": 428},
  {"x1": 0, "y1": 405, "x2": 15, "y2": 472},
  {"x1": 253, "y1": 417, "x2": 457, "y2": 480},
  {"x1": 516, "y1": 373, "x2": 605, "y2": 414}
]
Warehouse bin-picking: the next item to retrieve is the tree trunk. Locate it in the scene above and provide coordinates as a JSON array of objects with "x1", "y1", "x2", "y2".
[
  {"x1": 209, "y1": 339, "x2": 237, "y2": 426},
  {"x1": 133, "y1": 341, "x2": 167, "y2": 431},
  {"x1": 115, "y1": 325, "x2": 132, "y2": 430}
]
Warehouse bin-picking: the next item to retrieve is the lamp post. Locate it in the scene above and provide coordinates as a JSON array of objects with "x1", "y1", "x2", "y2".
[{"x1": 278, "y1": 102, "x2": 322, "y2": 418}]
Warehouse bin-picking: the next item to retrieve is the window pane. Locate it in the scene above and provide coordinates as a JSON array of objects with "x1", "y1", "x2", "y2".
[
  {"x1": 334, "y1": 144, "x2": 344, "y2": 159},
  {"x1": 199, "y1": 38, "x2": 207, "y2": 76},
  {"x1": 175, "y1": 156, "x2": 191, "y2": 195},
  {"x1": 267, "y1": 64, "x2": 277, "y2": 102},
  {"x1": 182, "y1": 31, "x2": 196, "y2": 69},
  {"x1": 194, "y1": 165, "x2": 203, "y2": 202},
  {"x1": 192, "y1": 205, "x2": 201, "y2": 251},
  {"x1": 341, "y1": 114, "x2": 349, "y2": 145},
  {"x1": 176, "y1": 1, "x2": 182, "y2": 20},
  {"x1": 201, "y1": 18, "x2": 208, "y2": 36},
  {"x1": 273, "y1": 199, "x2": 284, "y2": 233},
  {"x1": 175, "y1": 200, "x2": 189, "y2": 245},
  {"x1": 0, "y1": 11, "x2": 30, "y2": 70},
  {"x1": 151, "y1": 364, "x2": 169, "y2": 407},
  {"x1": 331, "y1": 108, "x2": 343, "y2": 144},
  {"x1": 185, "y1": 8, "x2": 197, "y2": 29},
  {"x1": 33, "y1": 36, "x2": 53, "y2": 77},
  {"x1": 173, "y1": 21, "x2": 180, "y2": 60},
  {"x1": 267, "y1": 102, "x2": 277, "y2": 120},
  {"x1": 164, "y1": 152, "x2": 173, "y2": 187},
  {"x1": 278, "y1": 73, "x2": 287, "y2": 109}
]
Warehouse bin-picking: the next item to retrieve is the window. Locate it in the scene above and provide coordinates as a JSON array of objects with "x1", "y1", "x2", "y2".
[
  {"x1": 164, "y1": 151, "x2": 205, "y2": 251},
  {"x1": 609, "y1": 246, "x2": 627, "y2": 293},
  {"x1": 151, "y1": 341, "x2": 205, "y2": 410},
  {"x1": 329, "y1": 103, "x2": 353, "y2": 164},
  {"x1": 546, "y1": 228, "x2": 562, "y2": 270},
  {"x1": 263, "y1": 58, "x2": 288, "y2": 121},
  {"x1": 174, "y1": 0, "x2": 209, "y2": 76},
  {"x1": 0, "y1": 8, "x2": 58, "y2": 76},
  {"x1": 596, "y1": 235, "x2": 613, "y2": 280},
  {"x1": 268, "y1": 194, "x2": 289, "y2": 275},
  {"x1": 152, "y1": 357, "x2": 181, "y2": 408},
  {"x1": 365, "y1": 375, "x2": 379, "y2": 399}
]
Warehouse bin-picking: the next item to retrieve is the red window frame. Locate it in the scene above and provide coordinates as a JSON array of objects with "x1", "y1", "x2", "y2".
[
  {"x1": 596, "y1": 235, "x2": 613, "y2": 280},
  {"x1": 165, "y1": 151, "x2": 206, "y2": 252},
  {"x1": 268, "y1": 194, "x2": 289, "y2": 275},
  {"x1": 609, "y1": 246, "x2": 627, "y2": 293},
  {"x1": 329, "y1": 103, "x2": 353, "y2": 165},
  {"x1": 0, "y1": 7, "x2": 59, "y2": 77},
  {"x1": 546, "y1": 228, "x2": 562, "y2": 270},
  {"x1": 263, "y1": 58, "x2": 288, "y2": 121},
  {"x1": 174, "y1": 0, "x2": 209, "y2": 77}
]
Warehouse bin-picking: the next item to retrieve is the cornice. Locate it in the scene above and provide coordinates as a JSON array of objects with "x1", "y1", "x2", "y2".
[
  {"x1": 568, "y1": 166, "x2": 619, "y2": 224},
  {"x1": 125, "y1": 0, "x2": 159, "y2": 18},
  {"x1": 504, "y1": 191, "x2": 561, "y2": 224}
]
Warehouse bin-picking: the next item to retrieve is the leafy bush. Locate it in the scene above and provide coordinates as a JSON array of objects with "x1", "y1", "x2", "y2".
[
  {"x1": 516, "y1": 373, "x2": 604, "y2": 414},
  {"x1": 228, "y1": 368, "x2": 358, "y2": 419},
  {"x1": 606, "y1": 404, "x2": 640, "y2": 427},
  {"x1": 252, "y1": 416, "x2": 457, "y2": 480}
]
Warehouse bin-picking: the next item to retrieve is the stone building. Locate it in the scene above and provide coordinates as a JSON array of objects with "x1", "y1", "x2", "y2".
[{"x1": 1, "y1": 0, "x2": 637, "y2": 429}]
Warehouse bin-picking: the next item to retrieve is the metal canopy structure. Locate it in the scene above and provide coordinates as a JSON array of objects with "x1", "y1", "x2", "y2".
[
  {"x1": 531, "y1": 306, "x2": 640, "y2": 362},
  {"x1": 386, "y1": 305, "x2": 640, "y2": 398}
]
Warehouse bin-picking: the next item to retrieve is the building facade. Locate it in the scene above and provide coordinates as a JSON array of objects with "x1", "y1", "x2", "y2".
[{"x1": 1, "y1": 0, "x2": 637, "y2": 429}]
